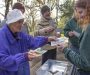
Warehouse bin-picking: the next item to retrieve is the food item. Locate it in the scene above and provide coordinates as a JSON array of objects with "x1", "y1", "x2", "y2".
[
  {"x1": 33, "y1": 52, "x2": 41, "y2": 56},
  {"x1": 34, "y1": 48, "x2": 47, "y2": 56},
  {"x1": 51, "y1": 37, "x2": 68, "y2": 46}
]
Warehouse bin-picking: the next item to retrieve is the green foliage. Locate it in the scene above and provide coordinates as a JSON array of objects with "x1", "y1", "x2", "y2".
[
  {"x1": 59, "y1": 0, "x2": 74, "y2": 19},
  {"x1": 57, "y1": 17, "x2": 68, "y2": 34},
  {"x1": 58, "y1": 0, "x2": 74, "y2": 30},
  {"x1": 3, "y1": 0, "x2": 75, "y2": 34},
  {"x1": 58, "y1": 17, "x2": 67, "y2": 29}
]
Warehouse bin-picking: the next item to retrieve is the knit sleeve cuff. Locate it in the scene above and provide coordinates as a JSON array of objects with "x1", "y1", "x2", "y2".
[
  {"x1": 24, "y1": 52, "x2": 29, "y2": 61},
  {"x1": 63, "y1": 47, "x2": 71, "y2": 58}
]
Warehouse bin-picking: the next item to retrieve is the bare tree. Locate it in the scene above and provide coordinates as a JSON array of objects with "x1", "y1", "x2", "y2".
[
  {"x1": 5, "y1": 0, "x2": 12, "y2": 18},
  {"x1": 24, "y1": 0, "x2": 58, "y2": 33},
  {"x1": 36, "y1": 0, "x2": 43, "y2": 5},
  {"x1": 3, "y1": 0, "x2": 61, "y2": 33}
]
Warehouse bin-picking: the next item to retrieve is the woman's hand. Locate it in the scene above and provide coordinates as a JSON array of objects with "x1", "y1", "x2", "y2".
[
  {"x1": 44, "y1": 26, "x2": 55, "y2": 33},
  {"x1": 48, "y1": 36, "x2": 57, "y2": 42},
  {"x1": 68, "y1": 31, "x2": 75, "y2": 37},
  {"x1": 27, "y1": 50, "x2": 39, "y2": 61},
  {"x1": 57, "y1": 42, "x2": 68, "y2": 52},
  {"x1": 39, "y1": 26, "x2": 54, "y2": 35},
  {"x1": 56, "y1": 32, "x2": 61, "y2": 37}
]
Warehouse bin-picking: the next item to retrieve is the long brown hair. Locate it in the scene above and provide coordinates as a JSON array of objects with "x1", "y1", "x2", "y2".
[{"x1": 75, "y1": 0, "x2": 90, "y2": 29}]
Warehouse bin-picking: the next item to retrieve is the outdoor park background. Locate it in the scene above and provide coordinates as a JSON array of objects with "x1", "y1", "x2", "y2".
[
  {"x1": 0, "y1": 0, "x2": 76, "y2": 75},
  {"x1": 0, "y1": 0, "x2": 75, "y2": 34}
]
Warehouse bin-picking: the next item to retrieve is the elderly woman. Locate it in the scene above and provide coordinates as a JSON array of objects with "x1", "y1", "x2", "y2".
[
  {"x1": 58, "y1": 0, "x2": 90, "y2": 75},
  {"x1": 0, "y1": 9, "x2": 55, "y2": 75}
]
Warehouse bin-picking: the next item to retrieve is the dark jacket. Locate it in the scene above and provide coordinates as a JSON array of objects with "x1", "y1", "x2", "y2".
[
  {"x1": 64, "y1": 24, "x2": 90, "y2": 71},
  {"x1": 64, "y1": 18, "x2": 82, "y2": 48}
]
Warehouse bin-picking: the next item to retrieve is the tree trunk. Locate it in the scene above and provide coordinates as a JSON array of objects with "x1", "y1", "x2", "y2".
[{"x1": 5, "y1": 0, "x2": 11, "y2": 19}]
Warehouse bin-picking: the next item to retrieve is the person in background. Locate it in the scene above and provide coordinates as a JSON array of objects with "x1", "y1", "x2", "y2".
[
  {"x1": 0, "y1": 2, "x2": 29, "y2": 34},
  {"x1": 58, "y1": 0, "x2": 90, "y2": 75},
  {"x1": 0, "y1": 9, "x2": 55, "y2": 75},
  {"x1": 34, "y1": 5, "x2": 60, "y2": 64}
]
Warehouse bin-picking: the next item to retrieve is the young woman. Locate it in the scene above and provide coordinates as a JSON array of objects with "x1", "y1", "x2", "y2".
[{"x1": 58, "y1": 0, "x2": 90, "y2": 75}]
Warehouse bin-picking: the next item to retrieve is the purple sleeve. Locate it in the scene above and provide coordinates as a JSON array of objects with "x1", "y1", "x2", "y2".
[
  {"x1": 0, "y1": 53, "x2": 28, "y2": 71},
  {"x1": 27, "y1": 35, "x2": 48, "y2": 49}
]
